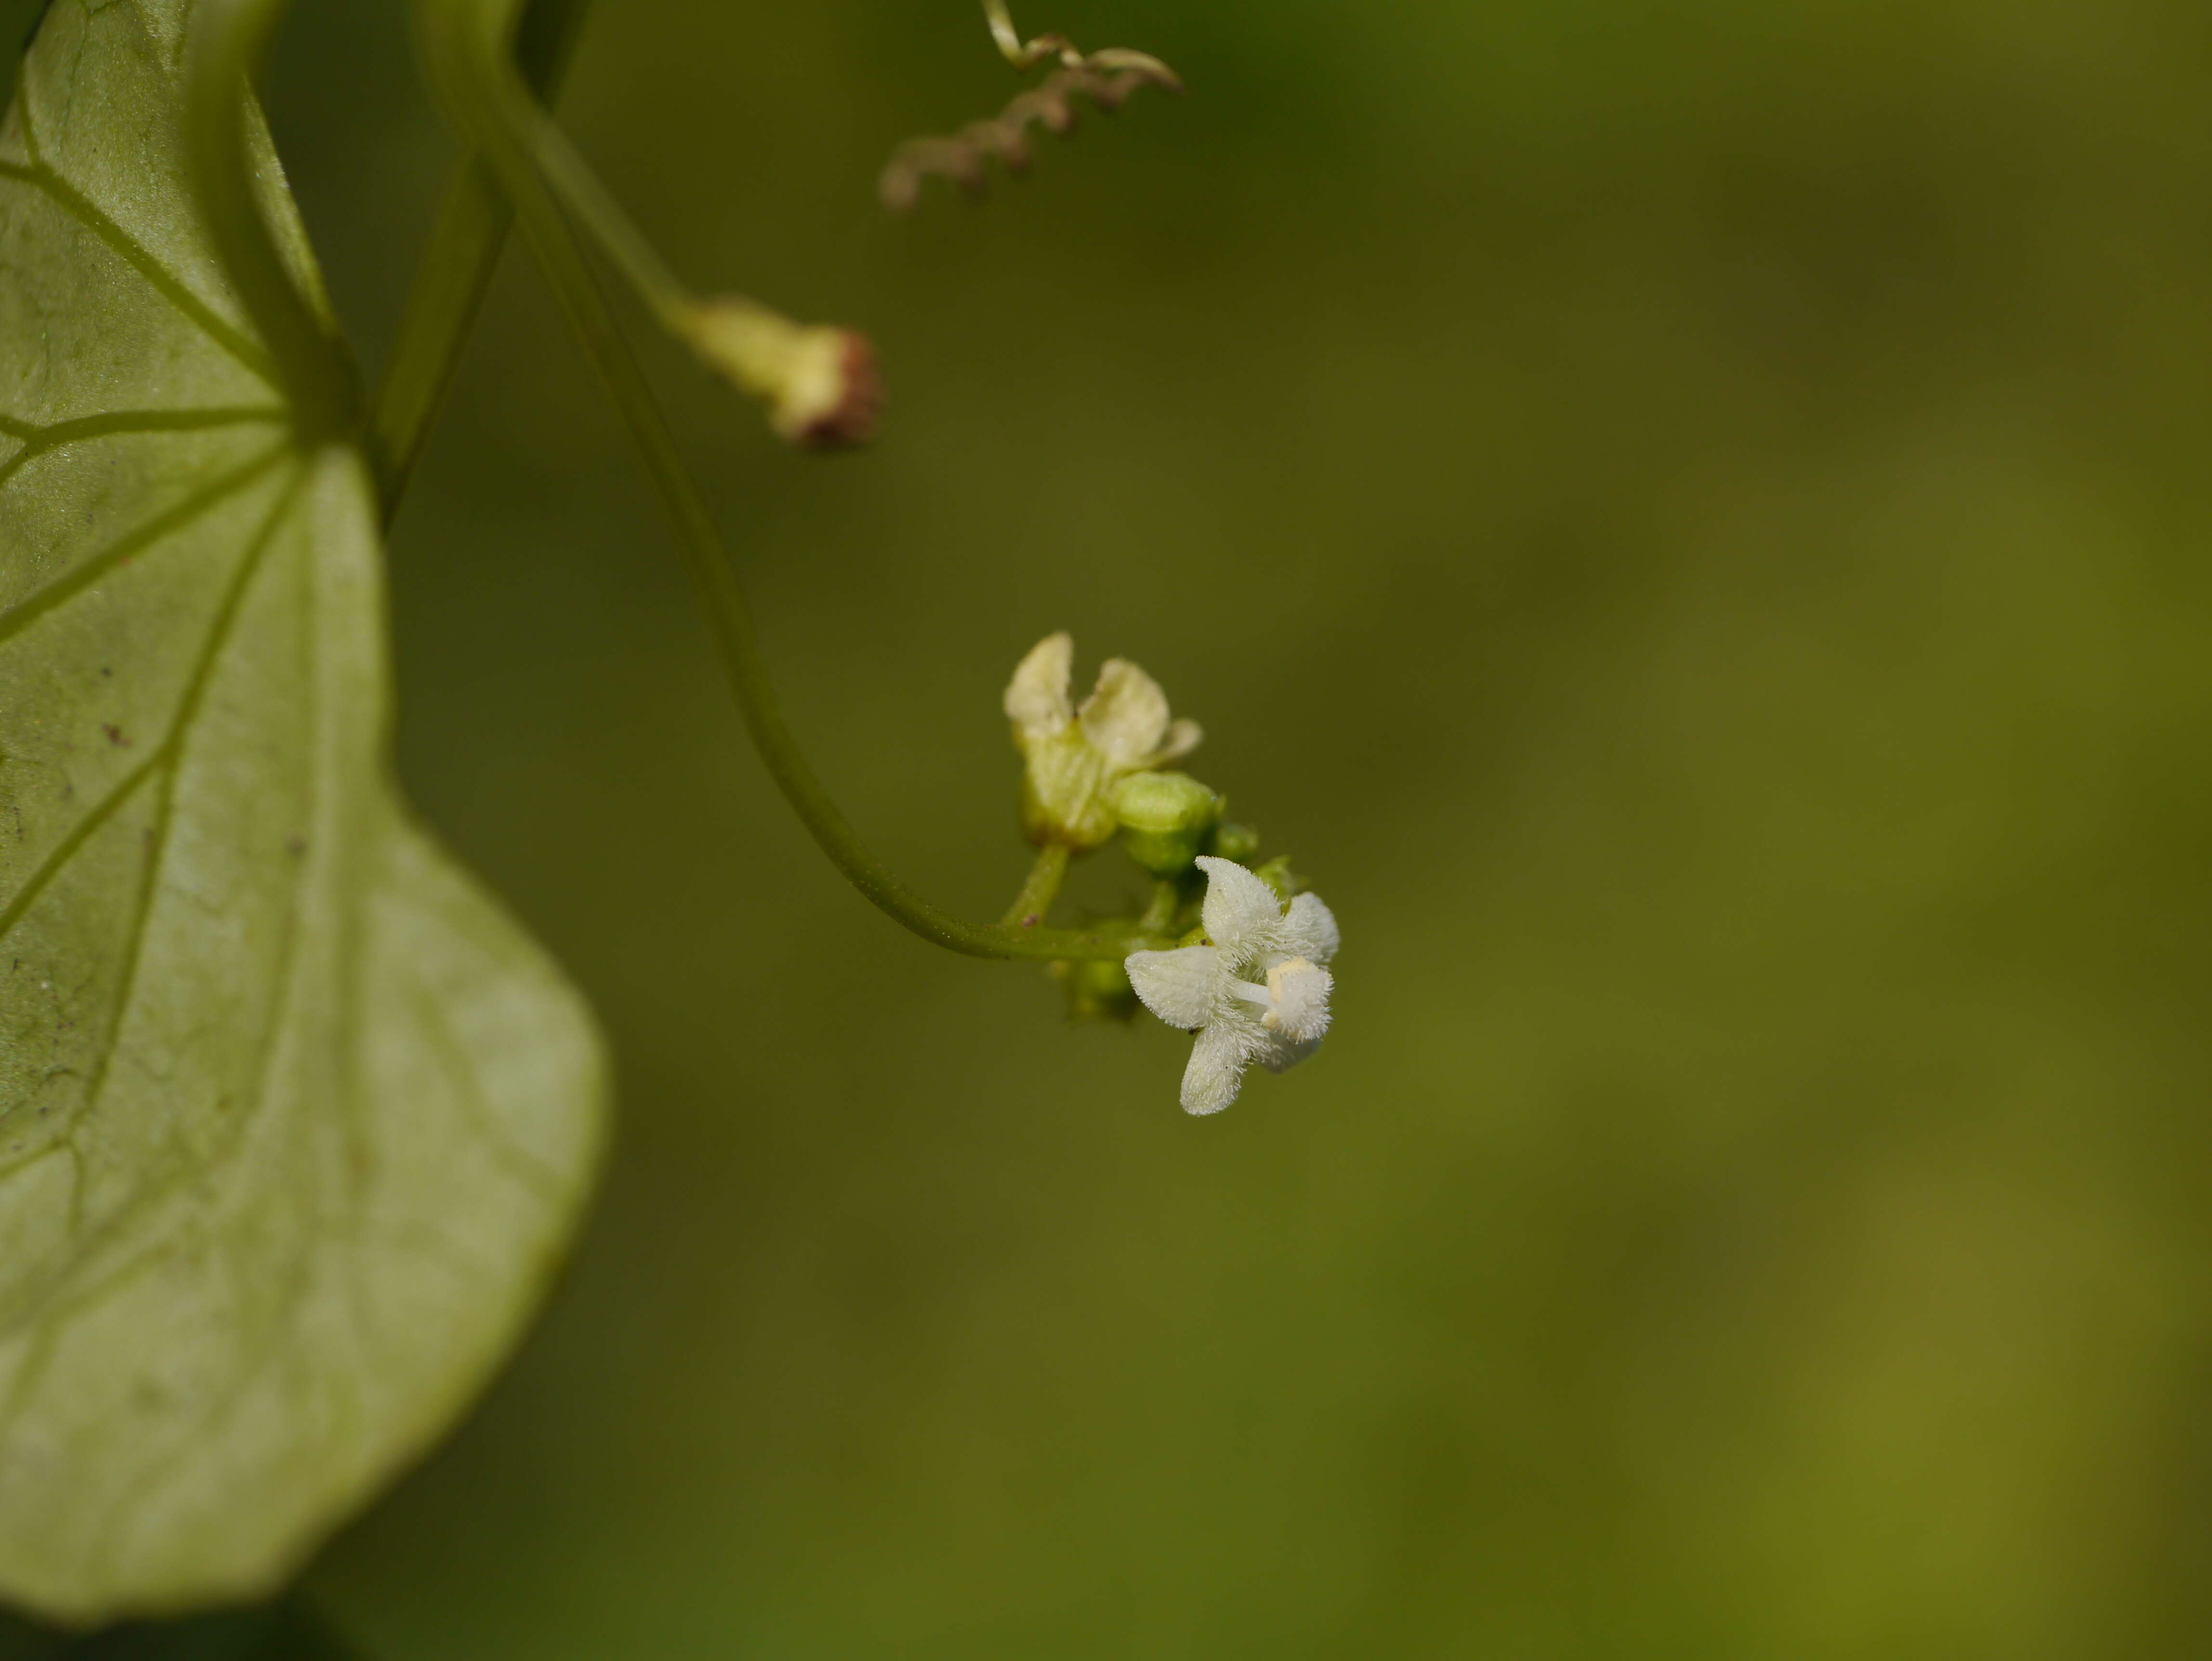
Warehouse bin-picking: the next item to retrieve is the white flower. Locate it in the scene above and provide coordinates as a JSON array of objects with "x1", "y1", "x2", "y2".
[
  {"x1": 1005, "y1": 632, "x2": 1202, "y2": 847},
  {"x1": 1125, "y1": 856, "x2": 1341, "y2": 1115}
]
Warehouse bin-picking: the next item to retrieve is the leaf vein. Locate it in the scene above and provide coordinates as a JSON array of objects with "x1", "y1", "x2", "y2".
[
  {"x1": 0, "y1": 158, "x2": 278, "y2": 387},
  {"x1": 0, "y1": 477, "x2": 304, "y2": 1364},
  {"x1": 404, "y1": 976, "x2": 567, "y2": 1208},
  {"x1": 13, "y1": 79, "x2": 41, "y2": 168},
  {"x1": 0, "y1": 749, "x2": 163, "y2": 949},
  {"x1": 63, "y1": 462, "x2": 305, "y2": 1204},
  {"x1": 0, "y1": 1237, "x2": 169, "y2": 1450},
  {"x1": 0, "y1": 441, "x2": 287, "y2": 651},
  {"x1": 0, "y1": 407, "x2": 285, "y2": 495},
  {"x1": 45, "y1": 460, "x2": 328, "y2": 1536}
]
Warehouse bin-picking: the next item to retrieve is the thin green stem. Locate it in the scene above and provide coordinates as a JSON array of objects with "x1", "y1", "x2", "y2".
[
  {"x1": 371, "y1": 0, "x2": 592, "y2": 522},
  {"x1": 414, "y1": 0, "x2": 1160, "y2": 962},
  {"x1": 1000, "y1": 844, "x2": 1070, "y2": 928},
  {"x1": 1138, "y1": 878, "x2": 1180, "y2": 936},
  {"x1": 520, "y1": 101, "x2": 697, "y2": 329},
  {"x1": 184, "y1": 0, "x2": 357, "y2": 442}
]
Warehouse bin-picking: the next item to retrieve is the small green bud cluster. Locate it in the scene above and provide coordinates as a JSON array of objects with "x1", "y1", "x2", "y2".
[
  {"x1": 1207, "y1": 821, "x2": 1261, "y2": 866},
  {"x1": 1252, "y1": 855, "x2": 1304, "y2": 905},
  {"x1": 1050, "y1": 956, "x2": 1139, "y2": 1021}
]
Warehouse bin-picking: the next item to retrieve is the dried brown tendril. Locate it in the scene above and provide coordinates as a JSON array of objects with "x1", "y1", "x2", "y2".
[{"x1": 878, "y1": 3, "x2": 1182, "y2": 214}]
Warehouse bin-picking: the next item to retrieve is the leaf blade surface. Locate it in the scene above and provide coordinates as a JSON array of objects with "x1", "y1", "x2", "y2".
[{"x1": 0, "y1": 0, "x2": 607, "y2": 1623}]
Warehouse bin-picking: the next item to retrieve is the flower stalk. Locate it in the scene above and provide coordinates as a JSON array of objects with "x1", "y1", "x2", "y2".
[
  {"x1": 463, "y1": 11, "x2": 880, "y2": 448},
  {"x1": 1001, "y1": 845, "x2": 1072, "y2": 929},
  {"x1": 184, "y1": 0, "x2": 359, "y2": 442},
  {"x1": 411, "y1": 0, "x2": 1163, "y2": 962},
  {"x1": 372, "y1": 0, "x2": 592, "y2": 519}
]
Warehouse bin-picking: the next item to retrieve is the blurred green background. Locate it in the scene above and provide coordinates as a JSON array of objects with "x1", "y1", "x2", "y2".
[{"x1": 29, "y1": 0, "x2": 2212, "y2": 1653}]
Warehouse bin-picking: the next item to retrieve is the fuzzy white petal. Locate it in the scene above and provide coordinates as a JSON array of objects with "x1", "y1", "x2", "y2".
[
  {"x1": 1125, "y1": 946, "x2": 1223, "y2": 1030},
  {"x1": 1278, "y1": 893, "x2": 1341, "y2": 965},
  {"x1": 1196, "y1": 856, "x2": 1286, "y2": 957},
  {"x1": 1255, "y1": 1029, "x2": 1324, "y2": 1074},
  {"x1": 1262, "y1": 958, "x2": 1332, "y2": 1043},
  {"x1": 1077, "y1": 658, "x2": 1172, "y2": 768},
  {"x1": 1180, "y1": 1020, "x2": 1254, "y2": 1115},
  {"x1": 1005, "y1": 632, "x2": 1075, "y2": 738}
]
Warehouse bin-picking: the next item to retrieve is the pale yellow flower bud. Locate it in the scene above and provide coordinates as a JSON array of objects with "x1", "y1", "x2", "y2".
[{"x1": 677, "y1": 299, "x2": 882, "y2": 448}]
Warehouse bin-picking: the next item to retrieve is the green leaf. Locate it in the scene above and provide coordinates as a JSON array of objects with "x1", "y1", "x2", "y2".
[{"x1": 0, "y1": 0, "x2": 608, "y2": 1625}]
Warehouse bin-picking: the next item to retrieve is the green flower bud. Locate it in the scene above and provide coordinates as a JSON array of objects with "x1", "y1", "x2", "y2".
[
  {"x1": 1252, "y1": 855, "x2": 1303, "y2": 905},
  {"x1": 1113, "y1": 771, "x2": 1219, "y2": 878},
  {"x1": 1206, "y1": 820, "x2": 1261, "y2": 865},
  {"x1": 1050, "y1": 956, "x2": 1140, "y2": 1021}
]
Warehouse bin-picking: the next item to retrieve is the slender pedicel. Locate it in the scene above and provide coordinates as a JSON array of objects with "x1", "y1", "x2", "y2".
[{"x1": 410, "y1": 0, "x2": 1160, "y2": 961}]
